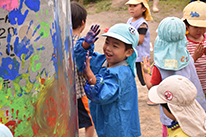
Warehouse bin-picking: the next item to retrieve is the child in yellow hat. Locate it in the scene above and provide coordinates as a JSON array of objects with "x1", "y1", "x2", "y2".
[{"x1": 182, "y1": 1, "x2": 206, "y2": 95}]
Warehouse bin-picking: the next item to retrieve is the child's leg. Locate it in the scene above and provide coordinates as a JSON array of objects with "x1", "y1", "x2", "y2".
[
  {"x1": 78, "y1": 96, "x2": 94, "y2": 137},
  {"x1": 136, "y1": 62, "x2": 146, "y2": 86},
  {"x1": 162, "y1": 124, "x2": 167, "y2": 137},
  {"x1": 153, "y1": 0, "x2": 159, "y2": 13}
]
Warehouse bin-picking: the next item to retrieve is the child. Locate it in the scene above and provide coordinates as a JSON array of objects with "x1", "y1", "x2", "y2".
[
  {"x1": 142, "y1": 17, "x2": 206, "y2": 137},
  {"x1": 74, "y1": 23, "x2": 141, "y2": 137},
  {"x1": 148, "y1": 75, "x2": 206, "y2": 137},
  {"x1": 182, "y1": 1, "x2": 206, "y2": 95},
  {"x1": 125, "y1": 0, "x2": 154, "y2": 105},
  {"x1": 71, "y1": 1, "x2": 95, "y2": 136}
]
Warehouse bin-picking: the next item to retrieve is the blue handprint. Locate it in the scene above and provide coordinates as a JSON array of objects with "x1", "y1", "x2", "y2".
[
  {"x1": 14, "y1": 21, "x2": 43, "y2": 61},
  {"x1": 0, "y1": 57, "x2": 20, "y2": 80}
]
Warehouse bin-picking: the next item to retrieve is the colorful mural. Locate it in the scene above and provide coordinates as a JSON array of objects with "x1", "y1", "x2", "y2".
[{"x1": 0, "y1": 0, "x2": 77, "y2": 136}]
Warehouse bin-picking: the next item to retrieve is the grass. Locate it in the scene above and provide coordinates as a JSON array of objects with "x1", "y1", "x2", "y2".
[
  {"x1": 148, "y1": 0, "x2": 190, "y2": 22},
  {"x1": 85, "y1": 0, "x2": 190, "y2": 15}
]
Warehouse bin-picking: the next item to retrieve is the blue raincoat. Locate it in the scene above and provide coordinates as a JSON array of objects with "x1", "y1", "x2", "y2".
[{"x1": 74, "y1": 38, "x2": 141, "y2": 137}]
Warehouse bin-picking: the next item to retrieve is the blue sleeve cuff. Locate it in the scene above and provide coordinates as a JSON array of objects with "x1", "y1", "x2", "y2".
[{"x1": 84, "y1": 75, "x2": 104, "y2": 103}]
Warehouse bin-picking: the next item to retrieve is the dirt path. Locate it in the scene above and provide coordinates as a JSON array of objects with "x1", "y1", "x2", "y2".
[{"x1": 79, "y1": 5, "x2": 183, "y2": 137}]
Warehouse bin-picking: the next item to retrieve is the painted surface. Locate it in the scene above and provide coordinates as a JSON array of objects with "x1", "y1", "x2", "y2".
[{"x1": 0, "y1": 0, "x2": 77, "y2": 136}]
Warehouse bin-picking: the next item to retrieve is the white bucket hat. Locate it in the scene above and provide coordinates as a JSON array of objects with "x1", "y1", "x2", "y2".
[
  {"x1": 0, "y1": 123, "x2": 13, "y2": 137},
  {"x1": 149, "y1": 75, "x2": 206, "y2": 137}
]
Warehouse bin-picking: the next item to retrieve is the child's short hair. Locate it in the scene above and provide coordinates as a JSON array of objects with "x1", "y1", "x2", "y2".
[
  {"x1": 154, "y1": 17, "x2": 189, "y2": 71},
  {"x1": 148, "y1": 75, "x2": 206, "y2": 136},
  {"x1": 71, "y1": 1, "x2": 87, "y2": 29},
  {"x1": 182, "y1": 0, "x2": 206, "y2": 28}
]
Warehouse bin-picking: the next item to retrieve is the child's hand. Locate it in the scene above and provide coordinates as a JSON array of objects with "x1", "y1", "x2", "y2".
[
  {"x1": 83, "y1": 51, "x2": 96, "y2": 85},
  {"x1": 142, "y1": 56, "x2": 154, "y2": 75},
  {"x1": 204, "y1": 47, "x2": 206, "y2": 55},
  {"x1": 85, "y1": 24, "x2": 101, "y2": 44},
  {"x1": 193, "y1": 42, "x2": 204, "y2": 61},
  {"x1": 83, "y1": 51, "x2": 92, "y2": 75}
]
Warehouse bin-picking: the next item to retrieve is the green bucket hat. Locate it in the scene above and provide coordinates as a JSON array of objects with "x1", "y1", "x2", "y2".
[
  {"x1": 102, "y1": 23, "x2": 139, "y2": 76},
  {"x1": 154, "y1": 17, "x2": 190, "y2": 70}
]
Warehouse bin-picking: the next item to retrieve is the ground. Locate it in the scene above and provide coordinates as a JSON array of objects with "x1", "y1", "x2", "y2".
[{"x1": 79, "y1": 1, "x2": 185, "y2": 136}]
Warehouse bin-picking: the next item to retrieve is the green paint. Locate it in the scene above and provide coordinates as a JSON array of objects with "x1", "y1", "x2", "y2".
[
  {"x1": 31, "y1": 48, "x2": 42, "y2": 72},
  {"x1": 36, "y1": 10, "x2": 52, "y2": 38}
]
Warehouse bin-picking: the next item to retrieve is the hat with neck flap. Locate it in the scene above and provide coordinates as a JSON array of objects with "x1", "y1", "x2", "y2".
[{"x1": 154, "y1": 17, "x2": 190, "y2": 70}]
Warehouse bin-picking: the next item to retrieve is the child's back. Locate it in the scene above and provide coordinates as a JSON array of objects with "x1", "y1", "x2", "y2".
[{"x1": 143, "y1": 17, "x2": 206, "y2": 137}]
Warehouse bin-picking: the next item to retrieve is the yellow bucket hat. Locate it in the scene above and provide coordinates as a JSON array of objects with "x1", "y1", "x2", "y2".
[
  {"x1": 182, "y1": 1, "x2": 206, "y2": 27},
  {"x1": 125, "y1": 0, "x2": 153, "y2": 21}
]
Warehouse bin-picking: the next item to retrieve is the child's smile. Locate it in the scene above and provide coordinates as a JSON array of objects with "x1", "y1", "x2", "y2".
[{"x1": 103, "y1": 37, "x2": 132, "y2": 67}]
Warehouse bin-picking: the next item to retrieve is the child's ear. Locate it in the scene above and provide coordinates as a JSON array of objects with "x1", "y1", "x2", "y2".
[
  {"x1": 81, "y1": 20, "x2": 85, "y2": 26},
  {"x1": 125, "y1": 49, "x2": 134, "y2": 58}
]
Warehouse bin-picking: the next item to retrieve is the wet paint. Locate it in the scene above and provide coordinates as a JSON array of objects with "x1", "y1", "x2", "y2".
[{"x1": 0, "y1": 0, "x2": 77, "y2": 136}]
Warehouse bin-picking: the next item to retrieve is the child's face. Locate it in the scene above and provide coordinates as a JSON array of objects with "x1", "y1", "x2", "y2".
[
  {"x1": 187, "y1": 25, "x2": 206, "y2": 41},
  {"x1": 128, "y1": 4, "x2": 146, "y2": 20},
  {"x1": 103, "y1": 37, "x2": 133, "y2": 67}
]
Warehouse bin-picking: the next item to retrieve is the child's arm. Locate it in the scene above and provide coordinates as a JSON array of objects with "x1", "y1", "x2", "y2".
[
  {"x1": 142, "y1": 56, "x2": 154, "y2": 89},
  {"x1": 138, "y1": 23, "x2": 148, "y2": 45},
  {"x1": 192, "y1": 42, "x2": 204, "y2": 62}
]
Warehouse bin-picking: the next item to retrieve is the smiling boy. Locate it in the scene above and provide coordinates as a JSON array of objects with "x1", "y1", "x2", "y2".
[{"x1": 74, "y1": 23, "x2": 141, "y2": 137}]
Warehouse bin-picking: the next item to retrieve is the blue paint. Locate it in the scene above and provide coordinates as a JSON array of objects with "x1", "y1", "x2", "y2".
[
  {"x1": 7, "y1": 33, "x2": 12, "y2": 54},
  {"x1": 37, "y1": 46, "x2": 45, "y2": 51},
  {"x1": 0, "y1": 57, "x2": 20, "y2": 80},
  {"x1": 8, "y1": 0, "x2": 29, "y2": 25},
  {"x1": 32, "y1": 24, "x2": 40, "y2": 36},
  {"x1": 14, "y1": 36, "x2": 34, "y2": 61},
  {"x1": 27, "y1": 20, "x2": 33, "y2": 35},
  {"x1": 14, "y1": 28, "x2": 18, "y2": 35},
  {"x1": 24, "y1": 0, "x2": 40, "y2": 12},
  {"x1": 50, "y1": 22, "x2": 58, "y2": 74}
]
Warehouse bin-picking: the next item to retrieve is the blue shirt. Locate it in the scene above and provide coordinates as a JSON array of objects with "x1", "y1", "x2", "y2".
[{"x1": 74, "y1": 38, "x2": 141, "y2": 137}]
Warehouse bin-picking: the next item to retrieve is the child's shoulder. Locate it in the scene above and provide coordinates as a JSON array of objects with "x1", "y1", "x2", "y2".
[{"x1": 108, "y1": 63, "x2": 133, "y2": 77}]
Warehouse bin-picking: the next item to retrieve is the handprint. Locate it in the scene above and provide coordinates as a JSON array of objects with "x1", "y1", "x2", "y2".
[
  {"x1": 45, "y1": 97, "x2": 57, "y2": 127},
  {"x1": 14, "y1": 20, "x2": 43, "y2": 61},
  {"x1": 36, "y1": 9, "x2": 52, "y2": 38}
]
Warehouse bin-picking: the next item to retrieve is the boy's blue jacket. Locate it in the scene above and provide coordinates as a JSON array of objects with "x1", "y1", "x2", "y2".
[{"x1": 74, "y1": 38, "x2": 141, "y2": 137}]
